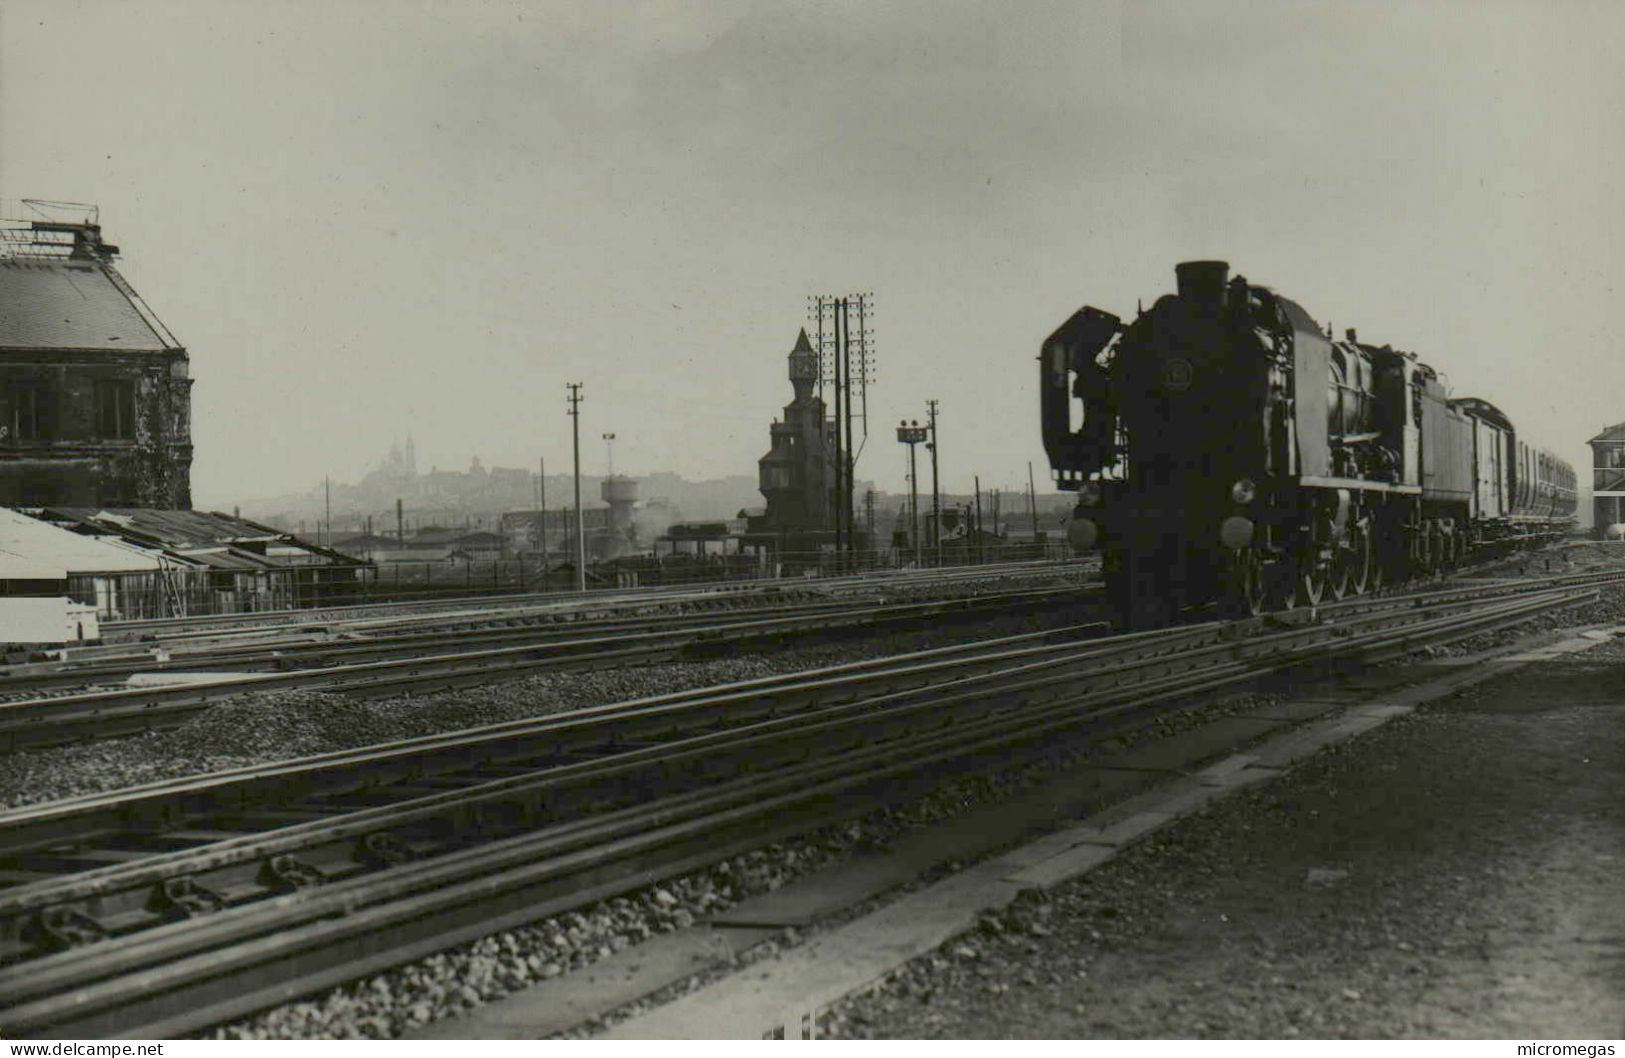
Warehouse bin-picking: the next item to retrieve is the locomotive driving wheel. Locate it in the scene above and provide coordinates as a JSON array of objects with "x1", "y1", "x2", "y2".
[
  {"x1": 1222, "y1": 547, "x2": 1266, "y2": 618},
  {"x1": 1297, "y1": 559, "x2": 1327, "y2": 607},
  {"x1": 1331, "y1": 520, "x2": 1374, "y2": 598},
  {"x1": 1292, "y1": 539, "x2": 1329, "y2": 607},
  {"x1": 1327, "y1": 540, "x2": 1352, "y2": 601}
]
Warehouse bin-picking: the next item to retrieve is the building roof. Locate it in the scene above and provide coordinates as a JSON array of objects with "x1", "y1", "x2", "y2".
[
  {"x1": 451, "y1": 531, "x2": 507, "y2": 545},
  {"x1": 406, "y1": 527, "x2": 466, "y2": 545},
  {"x1": 331, "y1": 532, "x2": 397, "y2": 549},
  {"x1": 1589, "y1": 422, "x2": 1625, "y2": 444},
  {"x1": 171, "y1": 547, "x2": 275, "y2": 572},
  {"x1": 793, "y1": 327, "x2": 814, "y2": 353},
  {"x1": 40, "y1": 508, "x2": 366, "y2": 567},
  {"x1": 0, "y1": 506, "x2": 164, "y2": 575},
  {"x1": 0, "y1": 554, "x2": 66, "y2": 580},
  {"x1": 48, "y1": 508, "x2": 282, "y2": 547},
  {"x1": 0, "y1": 257, "x2": 177, "y2": 352},
  {"x1": 401, "y1": 527, "x2": 505, "y2": 546}
]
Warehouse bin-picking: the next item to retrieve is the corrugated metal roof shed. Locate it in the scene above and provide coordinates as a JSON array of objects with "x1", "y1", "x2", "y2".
[
  {"x1": 51, "y1": 508, "x2": 278, "y2": 546},
  {"x1": 44, "y1": 508, "x2": 366, "y2": 567},
  {"x1": 168, "y1": 547, "x2": 273, "y2": 571},
  {"x1": 0, "y1": 506, "x2": 163, "y2": 574},
  {"x1": 0, "y1": 258, "x2": 175, "y2": 351}
]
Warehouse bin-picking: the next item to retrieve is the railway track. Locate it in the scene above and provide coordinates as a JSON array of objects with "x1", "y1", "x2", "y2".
[
  {"x1": 0, "y1": 587, "x2": 1093, "y2": 753},
  {"x1": 0, "y1": 571, "x2": 1607, "y2": 1038},
  {"x1": 98, "y1": 558, "x2": 1095, "y2": 643},
  {"x1": 3, "y1": 587, "x2": 1079, "y2": 693}
]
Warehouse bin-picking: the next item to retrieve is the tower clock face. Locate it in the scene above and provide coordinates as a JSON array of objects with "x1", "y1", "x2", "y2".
[{"x1": 790, "y1": 354, "x2": 817, "y2": 380}]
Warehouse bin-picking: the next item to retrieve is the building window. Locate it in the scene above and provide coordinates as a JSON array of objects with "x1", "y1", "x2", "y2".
[
  {"x1": 96, "y1": 380, "x2": 137, "y2": 440},
  {"x1": 4, "y1": 384, "x2": 45, "y2": 442}
]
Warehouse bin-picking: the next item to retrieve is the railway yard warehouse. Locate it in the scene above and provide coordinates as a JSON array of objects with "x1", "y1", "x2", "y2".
[{"x1": 1, "y1": 0, "x2": 1623, "y2": 1047}]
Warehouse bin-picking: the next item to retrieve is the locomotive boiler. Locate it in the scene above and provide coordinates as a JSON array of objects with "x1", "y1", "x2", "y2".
[{"x1": 1040, "y1": 261, "x2": 1576, "y2": 626}]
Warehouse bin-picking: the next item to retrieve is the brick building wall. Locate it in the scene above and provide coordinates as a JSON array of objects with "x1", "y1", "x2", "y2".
[{"x1": 0, "y1": 221, "x2": 193, "y2": 508}]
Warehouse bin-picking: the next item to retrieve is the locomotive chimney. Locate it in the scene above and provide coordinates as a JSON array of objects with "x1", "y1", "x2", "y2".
[{"x1": 1175, "y1": 260, "x2": 1229, "y2": 306}]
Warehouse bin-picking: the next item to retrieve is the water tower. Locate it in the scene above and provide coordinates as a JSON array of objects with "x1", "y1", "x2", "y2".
[{"x1": 601, "y1": 475, "x2": 639, "y2": 535}]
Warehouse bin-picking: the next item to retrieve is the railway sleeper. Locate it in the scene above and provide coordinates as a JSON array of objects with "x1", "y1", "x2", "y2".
[{"x1": 0, "y1": 587, "x2": 1563, "y2": 968}]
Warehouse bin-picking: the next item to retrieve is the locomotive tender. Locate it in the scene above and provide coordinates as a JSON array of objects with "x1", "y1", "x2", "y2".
[{"x1": 1040, "y1": 261, "x2": 1576, "y2": 626}]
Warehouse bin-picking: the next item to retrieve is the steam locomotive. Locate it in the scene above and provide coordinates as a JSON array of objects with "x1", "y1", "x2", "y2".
[{"x1": 1040, "y1": 261, "x2": 1576, "y2": 626}]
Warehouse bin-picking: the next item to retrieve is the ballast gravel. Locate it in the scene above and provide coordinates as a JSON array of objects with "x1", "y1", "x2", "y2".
[
  {"x1": 1414, "y1": 572, "x2": 1625, "y2": 659},
  {"x1": 206, "y1": 682, "x2": 1281, "y2": 1040},
  {"x1": 820, "y1": 636, "x2": 1625, "y2": 1038},
  {"x1": 22, "y1": 548, "x2": 1619, "y2": 1038},
  {"x1": 0, "y1": 608, "x2": 1085, "y2": 811}
]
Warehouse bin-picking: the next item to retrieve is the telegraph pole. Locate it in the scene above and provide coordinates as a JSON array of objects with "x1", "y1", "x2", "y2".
[
  {"x1": 841, "y1": 298, "x2": 855, "y2": 564},
  {"x1": 539, "y1": 456, "x2": 547, "y2": 557},
  {"x1": 810, "y1": 292, "x2": 876, "y2": 571},
  {"x1": 831, "y1": 302, "x2": 844, "y2": 561},
  {"x1": 567, "y1": 383, "x2": 586, "y2": 591},
  {"x1": 926, "y1": 399, "x2": 941, "y2": 565},
  {"x1": 974, "y1": 475, "x2": 984, "y2": 565},
  {"x1": 1027, "y1": 461, "x2": 1040, "y2": 547}
]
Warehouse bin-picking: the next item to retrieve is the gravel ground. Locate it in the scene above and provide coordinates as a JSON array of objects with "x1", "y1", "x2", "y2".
[
  {"x1": 203, "y1": 682, "x2": 1280, "y2": 1039},
  {"x1": 820, "y1": 635, "x2": 1625, "y2": 1038},
  {"x1": 12, "y1": 569, "x2": 1087, "y2": 682},
  {"x1": 0, "y1": 607, "x2": 1089, "y2": 810},
  {"x1": 1410, "y1": 579, "x2": 1625, "y2": 659},
  {"x1": 31, "y1": 549, "x2": 1618, "y2": 1038}
]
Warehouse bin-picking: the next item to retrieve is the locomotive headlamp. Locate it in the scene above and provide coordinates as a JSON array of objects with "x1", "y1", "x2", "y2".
[
  {"x1": 1078, "y1": 481, "x2": 1103, "y2": 507},
  {"x1": 1219, "y1": 516, "x2": 1255, "y2": 549},
  {"x1": 1229, "y1": 478, "x2": 1257, "y2": 505},
  {"x1": 1067, "y1": 517, "x2": 1100, "y2": 551}
]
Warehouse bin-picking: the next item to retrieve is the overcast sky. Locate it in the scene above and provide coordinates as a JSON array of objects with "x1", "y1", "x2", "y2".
[{"x1": 2, "y1": 0, "x2": 1621, "y2": 506}]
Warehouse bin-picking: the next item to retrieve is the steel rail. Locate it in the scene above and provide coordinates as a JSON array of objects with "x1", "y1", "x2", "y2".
[
  {"x1": 9, "y1": 562, "x2": 1609, "y2": 753},
  {"x1": 0, "y1": 586, "x2": 1530, "y2": 913},
  {"x1": 0, "y1": 581, "x2": 1593, "y2": 1036},
  {"x1": 0, "y1": 571, "x2": 1599, "y2": 851},
  {"x1": 0, "y1": 587, "x2": 1084, "y2": 696},
  {"x1": 0, "y1": 587, "x2": 1091, "y2": 753},
  {"x1": 0, "y1": 590, "x2": 1487, "y2": 931},
  {"x1": 0, "y1": 596, "x2": 858, "y2": 689},
  {"x1": 103, "y1": 558, "x2": 1094, "y2": 639},
  {"x1": 0, "y1": 616, "x2": 1173, "y2": 859}
]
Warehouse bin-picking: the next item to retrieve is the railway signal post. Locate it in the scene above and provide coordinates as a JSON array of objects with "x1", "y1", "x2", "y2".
[
  {"x1": 927, "y1": 399, "x2": 941, "y2": 565},
  {"x1": 897, "y1": 420, "x2": 928, "y2": 565},
  {"x1": 567, "y1": 382, "x2": 586, "y2": 592}
]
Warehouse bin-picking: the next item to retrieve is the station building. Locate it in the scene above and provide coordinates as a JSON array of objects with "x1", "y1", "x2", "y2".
[
  {"x1": 1588, "y1": 422, "x2": 1625, "y2": 536},
  {"x1": 0, "y1": 209, "x2": 192, "y2": 508}
]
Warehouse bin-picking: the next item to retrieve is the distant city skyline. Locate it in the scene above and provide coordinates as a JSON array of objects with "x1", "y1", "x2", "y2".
[{"x1": 3, "y1": 2, "x2": 1619, "y2": 511}]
